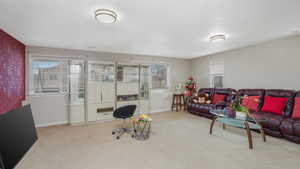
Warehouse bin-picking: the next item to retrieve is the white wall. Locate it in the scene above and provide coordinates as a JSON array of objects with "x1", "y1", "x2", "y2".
[
  {"x1": 26, "y1": 46, "x2": 192, "y2": 126},
  {"x1": 25, "y1": 94, "x2": 69, "y2": 127},
  {"x1": 192, "y1": 35, "x2": 300, "y2": 90}
]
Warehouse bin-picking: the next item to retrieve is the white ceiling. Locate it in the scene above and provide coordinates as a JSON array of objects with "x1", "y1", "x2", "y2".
[{"x1": 1, "y1": 0, "x2": 300, "y2": 58}]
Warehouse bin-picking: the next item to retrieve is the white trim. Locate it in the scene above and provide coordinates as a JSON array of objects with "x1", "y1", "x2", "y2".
[
  {"x1": 35, "y1": 121, "x2": 68, "y2": 128},
  {"x1": 150, "y1": 108, "x2": 171, "y2": 113},
  {"x1": 29, "y1": 53, "x2": 87, "y2": 59},
  {"x1": 117, "y1": 62, "x2": 140, "y2": 66},
  {"x1": 87, "y1": 60, "x2": 114, "y2": 64}
]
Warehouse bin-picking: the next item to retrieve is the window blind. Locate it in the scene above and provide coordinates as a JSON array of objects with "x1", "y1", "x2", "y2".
[{"x1": 209, "y1": 58, "x2": 224, "y2": 75}]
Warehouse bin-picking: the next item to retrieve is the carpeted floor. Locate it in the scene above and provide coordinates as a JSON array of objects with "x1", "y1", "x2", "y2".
[{"x1": 16, "y1": 111, "x2": 300, "y2": 169}]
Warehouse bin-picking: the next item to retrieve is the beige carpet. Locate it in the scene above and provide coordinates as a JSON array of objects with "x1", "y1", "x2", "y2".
[{"x1": 16, "y1": 111, "x2": 300, "y2": 169}]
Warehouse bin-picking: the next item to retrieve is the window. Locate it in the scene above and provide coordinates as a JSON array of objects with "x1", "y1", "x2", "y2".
[
  {"x1": 151, "y1": 64, "x2": 169, "y2": 89},
  {"x1": 209, "y1": 58, "x2": 224, "y2": 88},
  {"x1": 29, "y1": 57, "x2": 68, "y2": 94},
  {"x1": 69, "y1": 60, "x2": 85, "y2": 103}
]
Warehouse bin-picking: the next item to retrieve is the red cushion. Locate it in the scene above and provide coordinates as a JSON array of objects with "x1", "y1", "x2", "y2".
[
  {"x1": 292, "y1": 98, "x2": 300, "y2": 118},
  {"x1": 242, "y1": 96, "x2": 260, "y2": 111},
  {"x1": 261, "y1": 96, "x2": 288, "y2": 115},
  {"x1": 212, "y1": 94, "x2": 226, "y2": 104}
]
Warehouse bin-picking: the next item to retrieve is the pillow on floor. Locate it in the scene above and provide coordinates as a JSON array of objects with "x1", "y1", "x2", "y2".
[
  {"x1": 292, "y1": 98, "x2": 300, "y2": 118},
  {"x1": 242, "y1": 95, "x2": 260, "y2": 111},
  {"x1": 261, "y1": 96, "x2": 288, "y2": 115},
  {"x1": 212, "y1": 94, "x2": 226, "y2": 104}
]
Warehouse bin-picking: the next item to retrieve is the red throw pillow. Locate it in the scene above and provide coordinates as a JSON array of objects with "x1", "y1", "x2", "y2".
[
  {"x1": 242, "y1": 96, "x2": 260, "y2": 111},
  {"x1": 292, "y1": 98, "x2": 300, "y2": 118},
  {"x1": 261, "y1": 96, "x2": 288, "y2": 115},
  {"x1": 212, "y1": 94, "x2": 226, "y2": 104}
]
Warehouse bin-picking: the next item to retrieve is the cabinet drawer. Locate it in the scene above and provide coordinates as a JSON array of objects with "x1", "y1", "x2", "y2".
[{"x1": 97, "y1": 112, "x2": 113, "y2": 120}]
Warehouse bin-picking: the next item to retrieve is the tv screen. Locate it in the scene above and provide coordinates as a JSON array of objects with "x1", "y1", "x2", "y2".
[{"x1": 0, "y1": 105, "x2": 38, "y2": 169}]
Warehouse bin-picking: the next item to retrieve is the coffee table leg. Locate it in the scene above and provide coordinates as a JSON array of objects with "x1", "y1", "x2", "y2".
[
  {"x1": 222, "y1": 123, "x2": 226, "y2": 130},
  {"x1": 210, "y1": 116, "x2": 218, "y2": 134},
  {"x1": 256, "y1": 121, "x2": 266, "y2": 142},
  {"x1": 244, "y1": 122, "x2": 253, "y2": 149},
  {"x1": 260, "y1": 128, "x2": 266, "y2": 142}
]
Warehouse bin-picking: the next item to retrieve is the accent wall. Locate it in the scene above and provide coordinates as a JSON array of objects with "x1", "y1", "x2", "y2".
[{"x1": 0, "y1": 29, "x2": 25, "y2": 114}]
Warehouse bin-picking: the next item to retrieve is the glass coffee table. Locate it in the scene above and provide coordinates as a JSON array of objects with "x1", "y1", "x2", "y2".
[{"x1": 209, "y1": 109, "x2": 266, "y2": 149}]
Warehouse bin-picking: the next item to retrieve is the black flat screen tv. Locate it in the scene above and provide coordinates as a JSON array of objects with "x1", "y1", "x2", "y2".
[{"x1": 0, "y1": 105, "x2": 38, "y2": 169}]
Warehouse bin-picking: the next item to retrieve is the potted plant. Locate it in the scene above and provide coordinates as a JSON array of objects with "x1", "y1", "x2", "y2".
[{"x1": 228, "y1": 96, "x2": 250, "y2": 120}]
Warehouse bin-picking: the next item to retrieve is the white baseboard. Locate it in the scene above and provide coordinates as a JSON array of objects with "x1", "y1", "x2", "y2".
[
  {"x1": 35, "y1": 109, "x2": 171, "y2": 127},
  {"x1": 150, "y1": 108, "x2": 171, "y2": 114},
  {"x1": 36, "y1": 121, "x2": 68, "y2": 128}
]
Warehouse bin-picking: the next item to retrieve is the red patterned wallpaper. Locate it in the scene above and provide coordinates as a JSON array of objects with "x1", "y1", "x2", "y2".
[{"x1": 0, "y1": 29, "x2": 25, "y2": 115}]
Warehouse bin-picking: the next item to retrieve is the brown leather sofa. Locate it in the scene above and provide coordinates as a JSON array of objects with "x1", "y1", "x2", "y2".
[
  {"x1": 252, "y1": 89, "x2": 295, "y2": 138},
  {"x1": 187, "y1": 88, "x2": 300, "y2": 144},
  {"x1": 280, "y1": 91, "x2": 300, "y2": 144},
  {"x1": 187, "y1": 88, "x2": 236, "y2": 119}
]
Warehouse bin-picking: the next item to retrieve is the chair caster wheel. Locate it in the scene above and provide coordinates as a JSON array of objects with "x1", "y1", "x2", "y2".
[
  {"x1": 116, "y1": 136, "x2": 120, "y2": 139},
  {"x1": 112, "y1": 131, "x2": 115, "y2": 135},
  {"x1": 131, "y1": 135, "x2": 135, "y2": 138}
]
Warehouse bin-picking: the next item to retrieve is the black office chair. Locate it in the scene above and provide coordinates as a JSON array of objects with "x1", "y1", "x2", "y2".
[{"x1": 112, "y1": 105, "x2": 137, "y2": 139}]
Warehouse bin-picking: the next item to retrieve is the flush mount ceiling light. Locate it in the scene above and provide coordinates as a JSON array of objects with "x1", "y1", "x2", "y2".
[
  {"x1": 95, "y1": 9, "x2": 118, "y2": 23},
  {"x1": 209, "y1": 34, "x2": 226, "y2": 42}
]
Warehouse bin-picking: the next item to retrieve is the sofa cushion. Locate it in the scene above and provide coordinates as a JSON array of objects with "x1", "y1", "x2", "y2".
[
  {"x1": 264, "y1": 89, "x2": 296, "y2": 117},
  {"x1": 242, "y1": 95, "x2": 260, "y2": 111},
  {"x1": 292, "y1": 98, "x2": 300, "y2": 118},
  {"x1": 212, "y1": 94, "x2": 226, "y2": 104},
  {"x1": 214, "y1": 88, "x2": 236, "y2": 102},
  {"x1": 280, "y1": 118, "x2": 294, "y2": 135},
  {"x1": 293, "y1": 119, "x2": 300, "y2": 137},
  {"x1": 188, "y1": 102, "x2": 215, "y2": 112},
  {"x1": 237, "y1": 89, "x2": 265, "y2": 111},
  {"x1": 252, "y1": 112, "x2": 283, "y2": 131},
  {"x1": 198, "y1": 88, "x2": 214, "y2": 99},
  {"x1": 261, "y1": 96, "x2": 288, "y2": 115}
]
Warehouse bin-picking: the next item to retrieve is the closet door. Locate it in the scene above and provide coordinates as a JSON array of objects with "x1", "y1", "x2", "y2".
[
  {"x1": 101, "y1": 82, "x2": 115, "y2": 105},
  {"x1": 87, "y1": 82, "x2": 101, "y2": 104}
]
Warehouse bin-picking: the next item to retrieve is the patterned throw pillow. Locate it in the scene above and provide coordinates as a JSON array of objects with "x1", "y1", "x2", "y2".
[
  {"x1": 242, "y1": 95, "x2": 260, "y2": 111},
  {"x1": 212, "y1": 94, "x2": 226, "y2": 104}
]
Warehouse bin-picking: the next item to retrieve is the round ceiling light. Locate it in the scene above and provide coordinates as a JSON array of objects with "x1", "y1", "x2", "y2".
[
  {"x1": 95, "y1": 9, "x2": 118, "y2": 23},
  {"x1": 209, "y1": 34, "x2": 226, "y2": 42}
]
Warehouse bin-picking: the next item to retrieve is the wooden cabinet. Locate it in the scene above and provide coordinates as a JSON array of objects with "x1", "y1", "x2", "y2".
[
  {"x1": 116, "y1": 64, "x2": 151, "y2": 115},
  {"x1": 87, "y1": 62, "x2": 115, "y2": 122},
  {"x1": 101, "y1": 82, "x2": 115, "y2": 104}
]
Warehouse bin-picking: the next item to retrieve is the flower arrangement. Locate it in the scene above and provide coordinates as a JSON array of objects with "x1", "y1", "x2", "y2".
[
  {"x1": 185, "y1": 77, "x2": 196, "y2": 97},
  {"x1": 225, "y1": 95, "x2": 251, "y2": 119},
  {"x1": 230, "y1": 95, "x2": 250, "y2": 114}
]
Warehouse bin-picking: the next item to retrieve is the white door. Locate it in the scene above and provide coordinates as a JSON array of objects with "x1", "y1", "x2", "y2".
[{"x1": 101, "y1": 83, "x2": 115, "y2": 104}]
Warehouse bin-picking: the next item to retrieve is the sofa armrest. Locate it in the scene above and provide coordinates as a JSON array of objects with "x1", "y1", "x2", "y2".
[{"x1": 214, "y1": 101, "x2": 230, "y2": 109}]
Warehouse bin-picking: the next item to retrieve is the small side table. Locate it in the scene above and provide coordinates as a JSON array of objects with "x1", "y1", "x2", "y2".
[
  {"x1": 133, "y1": 118, "x2": 152, "y2": 140},
  {"x1": 171, "y1": 94, "x2": 185, "y2": 112}
]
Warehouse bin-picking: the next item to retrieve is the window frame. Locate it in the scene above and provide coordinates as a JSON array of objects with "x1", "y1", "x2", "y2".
[
  {"x1": 209, "y1": 74, "x2": 224, "y2": 88},
  {"x1": 28, "y1": 55, "x2": 69, "y2": 95},
  {"x1": 209, "y1": 58, "x2": 224, "y2": 88},
  {"x1": 150, "y1": 63, "x2": 170, "y2": 90}
]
